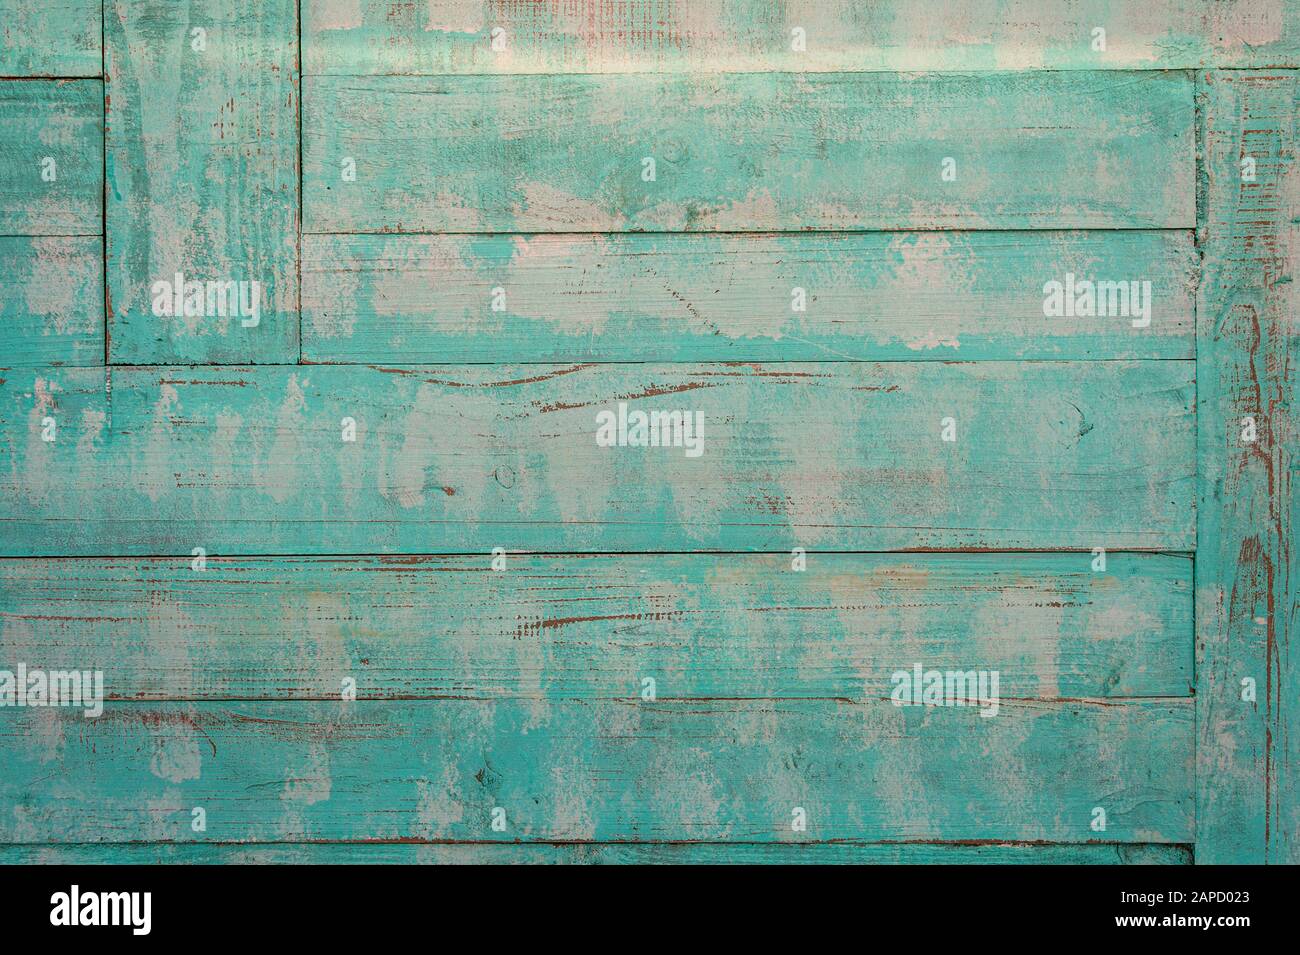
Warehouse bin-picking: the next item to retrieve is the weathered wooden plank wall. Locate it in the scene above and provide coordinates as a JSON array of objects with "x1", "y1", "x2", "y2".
[{"x1": 0, "y1": 2, "x2": 1295, "y2": 866}]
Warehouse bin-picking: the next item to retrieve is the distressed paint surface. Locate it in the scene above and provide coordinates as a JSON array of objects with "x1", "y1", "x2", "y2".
[
  {"x1": 303, "y1": 71, "x2": 1194, "y2": 233},
  {"x1": 0, "y1": 553, "x2": 1193, "y2": 700},
  {"x1": 1, "y1": 3, "x2": 1287, "y2": 866},
  {"x1": 0, "y1": 79, "x2": 102, "y2": 234},
  {"x1": 1196, "y1": 70, "x2": 1300, "y2": 864},
  {"x1": 0, "y1": 698, "x2": 1192, "y2": 843},
  {"x1": 0, "y1": 362, "x2": 1195, "y2": 555},
  {"x1": 0, "y1": 843, "x2": 1192, "y2": 865},
  {"x1": 105, "y1": 0, "x2": 299, "y2": 364},
  {"x1": 0, "y1": 236, "x2": 103, "y2": 365},
  {"x1": 303, "y1": 0, "x2": 1300, "y2": 75},
  {"x1": 0, "y1": 0, "x2": 101, "y2": 78},
  {"x1": 303, "y1": 230, "x2": 1195, "y2": 363}
]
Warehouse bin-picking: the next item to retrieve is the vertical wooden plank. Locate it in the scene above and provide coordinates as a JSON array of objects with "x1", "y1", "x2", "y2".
[
  {"x1": 105, "y1": 1, "x2": 299, "y2": 364},
  {"x1": 0, "y1": 0, "x2": 102, "y2": 78},
  {"x1": 1197, "y1": 69, "x2": 1299, "y2": 863}
]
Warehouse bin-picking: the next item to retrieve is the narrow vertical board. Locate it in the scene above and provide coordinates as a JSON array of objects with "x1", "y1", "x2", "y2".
[
  {"x1": 0, "y1": 699, "x2": 1193, "y2": 843},
  {"x1": 303, "y1": 71, "x2": 1194, "y2": 233},
  {"x1": 0, "y1": 362, "x2": 1195, "y2": 555},
  {"x1": 303, "y1": 1, "x2": 1300, "y2": 75},
  {"x1": 0, "y1": 236, "x2": 103, "y2": 365},
  {"x1": 1196, "y1": 70, "x2": 1300, "y2": 864},
  {"x1": 0, "y1": 0, "x2": 102, "y2": 78},
  {"x1": 105, "y1": 1, "x2": 299, "y2": 364},
  {"x1": 302, "y1": 231, "x2": 1195, "y2": 363},
  {"x1": 0, "y1": 553, "x2": 1194, "y2": 700},
  {"x1": 0, "y1": 80, "x2": 102, "y2": 234},
  {"x1": 0, "y1": 843, "x2": 1194, "y2": 865}
]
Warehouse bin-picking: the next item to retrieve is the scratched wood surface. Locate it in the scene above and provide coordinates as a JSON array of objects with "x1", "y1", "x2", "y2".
[
  {"x1": 0, "y1": 362, "x2": 1195, "y2": 555},
  {"x1": 0, "y1": 699, "x2": 1192, "y2": 843},
  {"x1": 0, "y1": 79, "x2": 101, "y2": 234},
  {"x1": 303, "y1": 230, "x2": 1196, "y2": 363},
  {"x1": 0, "y1": 0, "x2": 101, "y2": 78},
  {"x1": 0, "y1": 553, "x2": 1193, "y2": 700},
  {"x1": 302, "y1": 0, "x2": 1300, "y2": 74},
  {"x1": 2, "y1": 4, "x2": 1290, "y2": 867},
  {"x1": 104, "y1": 0, "x2": 299, "y2": 364},
  {"x1": 303, "y1": 71, "x2": 1194, "y2": 233},
  {"x1": 0, "y1": 236, "x2": 102, "y2": 365},
  {"x1": 0, "y1": 843, "x2": 1193, "y2": 865},
  {"x1": 1196, "y1": 70, "x2": 1299, "y2": 864}
]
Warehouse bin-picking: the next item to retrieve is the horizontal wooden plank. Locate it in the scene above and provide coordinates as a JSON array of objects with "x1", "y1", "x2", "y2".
[
  {"x1": 0, "y1": 698, "x2": 1193, "y2": 843},
  {"x1": 303, "y1": 0, "x2": 1300, "y2": 74},
  {"x1": 0, "y1": 0, "x2": 102, "y2": 78},
  {"x1": 303, "y1": 231, "x2": 1195, "y2": 363},
  {"x1": 105, "y1": 0, "x2": 299, "y2": 363},
  {"x1": 302, "y1": 72, "x2": 1194, "y2": 233},
  {"x1": 0, "y1": 362, "x2": 1195, "y2": 554},
  {"x1": 0, "y1": 843, "x2": 1193, "y2": 865},
  {"x1": 0, "y1": 553, "x2": 1194, "y2": 701},
  {"x1": 0, "y1": 79, "x2": 102, "y2": 234},
  {"x1": 0, "y1": 236, "x2": 102, "y2": 365}
]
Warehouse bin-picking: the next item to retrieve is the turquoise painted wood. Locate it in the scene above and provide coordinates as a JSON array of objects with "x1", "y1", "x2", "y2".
[
  {"x1": 0, "y1": 236, "x2": 103, "y2": 365},
  {"x1": 303, "y1": 0, "x2": 1300, "y2": 75},
  {"x1": 0, "y1": 553, "x2": 1193, "y2": 700},
  {"x1": 302, "y1": 71, "x2": 1194, "y2": 233},
  {"x1": 0, "y1": 698, "x2": 1193, "y2": 843},
  {"x1": 1196, "y1": 70, "x2": 1300, "y2": 864},
  {"x1": 0, "y1": 0, "x2": 101, "y2": 78},
  {"x1": 0, "y1": 362, "x2": 1195, "y2": 555},
  {"x1": 0, "y1": 843, "x2": 1193, "y2": 865},
  {"x1": 105, "y1": 0, "x2": 299, "y2": 364},
  {"x1": 303, "y1": 230, "x2": 1195, "y2": 364},
  {"x1": 0, "y1": 79, "x2": 101, "y2": 234}
]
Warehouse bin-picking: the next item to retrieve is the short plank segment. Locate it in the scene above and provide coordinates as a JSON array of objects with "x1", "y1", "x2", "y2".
[
  {"x1": 303, "y1": 231, "x2": 1195, "y2": 364},
  {"x1": 303, "y1": 0, "x2": 1300, "y2": 75},
  {"x1": 0, "y1": 698, "x2": 1193, "y2": 843},
  {"x1": 0, "y1": 553, "x2": 1193, "y2": 701},
  {"x1": 0, "y1": 362, "x2": 1195, "y2": 555},
  {"x1": 0, "y1": 80, "x2": 102, "y2": 234},
  {"x1": 105, "y1": 0, "x2": 299, "y2": 364},
  {"x1": 303, "y1": 71, "x2": 1194, "y2": 233},
  {"x1": 0, "y1": 844, "x2": 1192, "y2": 865},
  {"x1": 1196, "y1": 70, "x2": 1300, "y2": 864},
  {"x1": 0, "y1": 236, "x2": 103, "y2": 365},
  {"x1": 0, "y1": 0, "x2": 102, "y2": 78}
]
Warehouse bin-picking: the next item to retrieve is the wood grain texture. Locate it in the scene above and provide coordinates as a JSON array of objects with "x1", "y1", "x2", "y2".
[
  {"x1": 0, "y1": 843, "x2": 1193, "y2": 865},
  {"x1": 0, "y1": 698, "x2": 1193, "y2": 844},
  {"x1": 105, "y1": 0, "x2": 299, "y2": 364},
  {"x1": 302, "y1": 71, "x2": 1194, "y2": 233},
  {"x1": 303, "y1": 230, "x2": 1195, "y2": 364},
  {"x1": 0, "y1": 362, "x2": 1195, "y2": 555},
  {"x1": 0, "y1": 79, "x2": 101, "y2": 234},
  {"x1": 0, "y1": 236, "x2": 103, "y2": 365},
  {"x1": 1196, "y1": 70, "x2": 1299, "y2": 864},
  {"x1": 302, "y1": 0, "x2": 1300, "y2": 75},
  {"x1": 0, "y1": 553, "x2": 1193, "y2": 701},
  {"x1": 0, "y1": 0, "x2": 102, "y2": 78}
]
